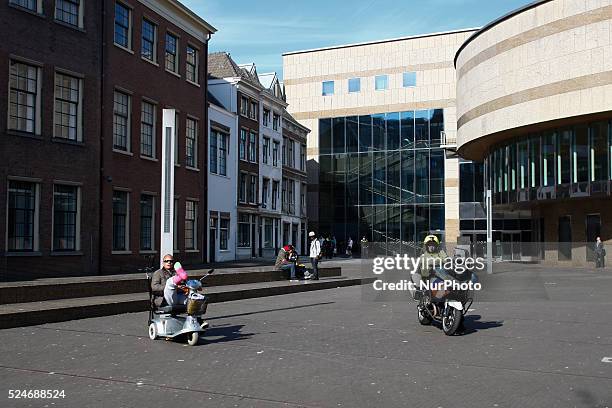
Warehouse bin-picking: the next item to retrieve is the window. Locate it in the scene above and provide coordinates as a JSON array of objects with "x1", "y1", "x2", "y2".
[
  {"x1": 185, "y1": 200, "x2": 197, "y2": 250},
  {"x1": 301, "y1": 183, "x2": 307, "y2": 215},
  {"x1": 272, "y1": 141, "x2": 279, "y2": 166},
  {"x1": 288, "y1": 140, "x2": 295, "y2": 168},
  {"x1": 55, "y1": 0, "x2": 82, "y2": 27},
  {"x1": 403, "y1": 72, "x2": 416, "y2": 87},
  {"x1": 239, "y1": 173, "x2": 247, "y2": 203},
  {"x1": 210, "y1": 130, "x2": 218, "y2": 173},
  {"x1": 8, "y1": 60, "x2": 40, "y2": 134},
  {"x1": 348, "y1": 78, "x2": 360, "y2": 93},
  {"x1": 113, "y1": 91, "x2": 130, "y2": 151},
  {"x1": 375, "y1": 75, "x2": 388, "y2": 90},
  {"x1": 7, "y1": 181, "x2": 38, "y2": 252},
  {"x1": 174, "y1": 112, "x2": 180, "y2": 165},
  {"x1": 218, "y1": 132, "x2": 227, "y2": 176},
  {"x1": 10, "y1": 0, "x2": 38, "y2": 12},
  {"x1": 262, "y1": 178, "x2": 269, "y2": 208},
  {"x1": 264, "y1": 218, "x2": 273, "y2": 248},
  {"x1": 185, "y1": 118, "x2": 198, "y2": 168},
  {"x1": 237, "y1": 213, "x2": 250, "y2": 247},
  {"x1": 52, "y1": 185, "x2": 79, "y2": 251},
  {"x1": 273, "y1": 113, "x2": 280, "y2": 131},
  {"x1": 262, "y1": 137, "x2": 270, "y2": 164},
  {"x1": 173, "y1": 198, "x2": 179, "y2": 251},
  {"x1": 54, "y1": 72, "x2": 81, "y2": 141},
  {"x1": 239, "y1": 129, "x2": 247, "y2": 160},
  {"x1": 300, "y1": 144, "x2": 306, "y2": 171},
  {"x1": 114, "y1": 2, "x2": 131, "y2": 49},
  {"x1": 112, "y1": 190, "x2": 129, "y2": 251},
  {"x1": 240, "y1": 96, "x2": 248, "y2": 116},
  {"x1": 165, "y1": 33, "x2": 178, "y2": 73},
  {"x1": 282, "y1": 137, "x2": 287, "y2": 165},
  {"x1": 288, "y1": 179, "x2": 295, "y2": 214},
  {"x1": 140, "y1": 100, "x2": 155, "y2": 158},
  {"x1": 141, "y1": 19, "x2": 157, "y2": 62},
  {"x1": 322, "y1": 81, "x2": 334, "y2": 96},
  {"x1": 272, "y1": 180, "x2": 278, "y2": 210},
  {"x1": 219, "y1": 218, "x2": 229, "y2": 250},
  {"x1": 281, "y1": 178, "x2": 287, "y2": 212},
  {"x1": 248, "y1": 175, "x2": 257, "y2": 203},
  {"x1": 250, "y1": 100, "x2": 258, "y2": 120},
  {"x1": 249, "y1": 131, "x2": 257, "y2": 162},
  {"x1": 186, "y1": 45, "x2": 198, "y2": 83},
  {"x1": 140, "y1": 194, "x2": 154, "y2": 251},
  {"x1": 263, "y1": 108, "x2": 270, "y2": 127}
]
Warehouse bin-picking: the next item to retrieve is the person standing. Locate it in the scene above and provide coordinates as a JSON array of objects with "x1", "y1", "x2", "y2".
[
  {"x1": 595, "y1": 236, "x2": 606, "y2": 268},
  {"x1": 306, "y1": 231, "x2": 321, "y2": 280},
  {"x1": 346, "y1": 237, "x2": 353, "y2": 257}
]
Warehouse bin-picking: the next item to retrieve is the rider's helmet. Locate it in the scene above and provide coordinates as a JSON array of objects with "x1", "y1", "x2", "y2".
[{"x1": 423, "y1": 235, "x2": 440, "y2": 254}]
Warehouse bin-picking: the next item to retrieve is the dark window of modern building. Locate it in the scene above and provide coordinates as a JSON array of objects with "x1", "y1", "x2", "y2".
[
  {"x1": 140, "y1": 100, "x2": 155, "y2": 158},
  {"x1": 542, "y1": 131, "x2": 555, "y2": 186},
  {"x1": 55, "y1": 0, "x2": 81, "y2": 27},
  {"x1": 460, "y1": 162, "x2": 474, "y2": 203},
  {"x1": 529, "y1": 135, "x2": 540, "y2": 188},
  {"x1": 112, "y1": 190, "x2": 128, "y2": 251},
  {"x1": 7, "y1": 181, "x2": 37, "y2": 252},
  {"x1": 346, "y1": 116, "x2": 359, "y2": 153},
  {"x1": 141, "y1": 19, "x2": 157, "y2": 62},
  {"x1": 429, "y1": 109, "x2": 443, "y2": 147},
  {"x1": 333, "y1": 117, "x2": 345, "y2": 154},
  {"x1": 322, "y1": 81, "x2": 334, "y2": 96},
  {"x1": 414, "y1": 110, "x2": 429, "y2": 148},
  {"x1": 375, "y1": 75, "x2": 388, "y2": 90},
  {"x1": 54, "y1": 72, "x2": 81, "y2": 141},
  {"x1": 348, "y1": 78, "x2": 360, "y2": 93},
  {"x1": 186, "y1": 45, "x2": 199, "y2": 84},
  {"x1": 113, "y1": 90, "x2": 130, "y2": 151},
  {"x1": 114, "y1": 3, "x2": 131, "y2": 49},
  {"x1": 558, "y1": 130, "x2": 571, "y2": 184},
  {"x1": 320, "y1": 118, "x2": 332, "y2": 154},
  {"x1": 372, "y1": 114, "x2": 385, "y2": 151},
  {"x1": 400, "y1": 111, "x2": 414, "y2": 149},
  {"x1": 165, "y1": 33, "x2": 178, "y2": 73},
  {"x1": 9, "y1": 60, "x2": 39, "y2": 134},
  {"x1": 573, "y1": 125, "x2": 588, "y2": 183},
  {"x1": 140, "y1": 194, "x2": 154, "y2": 251},
  {"x1": 590, "y1": 121, "x2": 608, "y2": 181},
  {"x1": 386, "y1": 112, "x2": 400, "y2": 150},
  {"x1": 403, "y1": 71, "x2": 416, "y2": 87},
  {"x1": 53, "y1": 185, "x2": 79, "y2": 251}
]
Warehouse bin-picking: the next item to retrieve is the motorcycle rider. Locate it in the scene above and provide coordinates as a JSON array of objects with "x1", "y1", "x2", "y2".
[{"x1": 418, "y1": 234, "x2": 466, "y2": 334}]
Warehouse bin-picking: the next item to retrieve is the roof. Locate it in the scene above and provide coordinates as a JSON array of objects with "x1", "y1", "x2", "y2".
[
  {"x1": 169, "y1": 0, "x2": 216, "y2": 34},
  {"x1": 282, "y1": 28, "x2": 479, "y2": 56},
  {"x1": 454, "y1": 0, "x2": 552, "y2": 67},
  {"x1": 208, "y1": 52, "x2": 263, "y2": 89},
  {"x1": 258, "y1": 72, "x2": 277, "y2": 89},
  {"x1": 282, "y1": 110, "x2": 310, "y2": 133}
]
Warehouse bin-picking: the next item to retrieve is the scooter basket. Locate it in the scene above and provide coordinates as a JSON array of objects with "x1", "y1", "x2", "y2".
[{"x1": 186, "y1": 298, "x2": 207, "y2": 315}]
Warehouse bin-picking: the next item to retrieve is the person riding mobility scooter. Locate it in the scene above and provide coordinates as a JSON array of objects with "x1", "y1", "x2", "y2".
[{"x1": 146, "y1": 261, "x2": 213, "y2": 346}]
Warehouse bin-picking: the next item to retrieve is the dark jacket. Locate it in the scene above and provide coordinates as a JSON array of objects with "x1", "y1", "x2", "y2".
[{"x1": 151, "y1": 268, "x2": 173, "y2": 307}]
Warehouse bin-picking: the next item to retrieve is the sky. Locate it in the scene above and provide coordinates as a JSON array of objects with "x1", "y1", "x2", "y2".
[{"x1": 182, "y1": 0, "x2": 533, "y2": 78}]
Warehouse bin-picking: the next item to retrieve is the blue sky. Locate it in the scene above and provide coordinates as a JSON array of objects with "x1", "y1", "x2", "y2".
[{"x1": 182, "y1": 0, "x2": 532, "y2": 78}]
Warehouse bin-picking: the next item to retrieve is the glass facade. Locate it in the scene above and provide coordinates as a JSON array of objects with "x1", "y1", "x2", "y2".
[
  {"x1": 318, "y1": 109, "x2": 445, "y2": 252},
  {"x1": 487, "y1": 120, "x2": 612, "y2": 205}
]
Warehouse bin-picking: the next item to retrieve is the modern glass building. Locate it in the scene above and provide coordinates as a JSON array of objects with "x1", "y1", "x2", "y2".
[{"x1": 318, "y1": 109, "x2": 445, "y2": 252}]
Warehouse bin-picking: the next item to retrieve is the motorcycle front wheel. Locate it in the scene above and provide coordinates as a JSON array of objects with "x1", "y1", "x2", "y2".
[
  {"x1": 442, "y1": 308, "x2": 462, "y2": 335},
  {"x1": 417, "y1": 306, "x2": 432, "y2": 325}
]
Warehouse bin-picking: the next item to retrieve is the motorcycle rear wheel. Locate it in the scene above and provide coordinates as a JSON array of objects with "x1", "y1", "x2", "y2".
[{"x1": 442, "y1": 308, "x2": 462, "y2": 335}]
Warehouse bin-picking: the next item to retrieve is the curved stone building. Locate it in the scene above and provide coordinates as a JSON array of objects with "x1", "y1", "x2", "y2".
[{"x1": 455, "y1": 0, "x2": 612, "y2": 264}]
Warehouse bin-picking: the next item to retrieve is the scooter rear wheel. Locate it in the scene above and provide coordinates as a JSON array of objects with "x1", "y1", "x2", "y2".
[
  {"x1": 148, "y1": 323, "x2": 158, "y2": 340},
  {"x1": 187, "y1": 332, "x2": 199, "y2": 346},
  {"x1": 442, "y1": 308, "x2": 462, "y2": 336}
]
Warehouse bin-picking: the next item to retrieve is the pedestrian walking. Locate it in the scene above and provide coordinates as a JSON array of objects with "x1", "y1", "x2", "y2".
[
  {"x1": 595, "y1": 236, "x2": 606, "y2": 268},
  {"x1": 346, "y1": 237, "x2": 353, "y2": 257}
]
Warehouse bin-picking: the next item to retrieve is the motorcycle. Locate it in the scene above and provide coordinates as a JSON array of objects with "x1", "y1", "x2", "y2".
[
  {"x1": 146, "y1": 266, "x2": 214, "y2": 346},
  {"x1": 410, "y1": 267, "x2": 477, "y2": 335}
]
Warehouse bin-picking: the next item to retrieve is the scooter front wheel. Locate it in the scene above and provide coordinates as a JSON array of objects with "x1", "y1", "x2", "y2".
[
  {"x1": 187, "y1": 332, "x2": 199, "y2": 346},
  {"x1": 148, "y1": 323, "x2": 158, "y2": 340}
]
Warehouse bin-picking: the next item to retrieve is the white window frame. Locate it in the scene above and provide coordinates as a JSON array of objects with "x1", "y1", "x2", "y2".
[
  {"x1": 113, "y1": 1, "x2": 133, "y2": 51},
  {"x1": 186, "y1": 44, "x2": 199, "y2": 85},
  {"x1": 54, "y1": 0, "x2": 84, "y2": 28},
  {"x1": 139, "y1": 193, "x2": 156, "y2": 252},
  {"x1": 9, "y1": 0, "x2": 43, "y2": 14},
  {"x1": 111, "y1": 189, "x2": 130, "y2": 253},
  {"x1": 140, "y1": 98, "x2": 157, "y2": 159},
  {"x1": 8, "y1": 59, "x2": 43, "y2": 135},
  {"x1": 184, "y1": 199, "x2": 198, "y2": 251},
  {"x1": 375, "y1": 75, "x2": 388, "y2": 91},
  {"x1": 165, "y1": 31, "x2": 180, "y2": 75},
  {"x1": 141, "y1": 18, "x2": 158, "y2": 63},
  {"x1": 113, "y1": 89, "x2": 132, "y2": 153},
  {"x1": 185, "y1": 116, "x2": 198, "y2": 169}
]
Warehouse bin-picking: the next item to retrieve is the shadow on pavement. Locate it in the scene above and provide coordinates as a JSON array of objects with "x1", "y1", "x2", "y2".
[
  {"x1": 202, "y1": 324, "x2": 254, "y2": 344},
  {"x1": 461, "y1": 314, "x2": 504, "y2": 335}
]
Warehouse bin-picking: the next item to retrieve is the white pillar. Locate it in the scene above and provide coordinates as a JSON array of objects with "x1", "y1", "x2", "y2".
[{"x1": 160, "y1": 109, "x2": 176, "y2": 265}]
